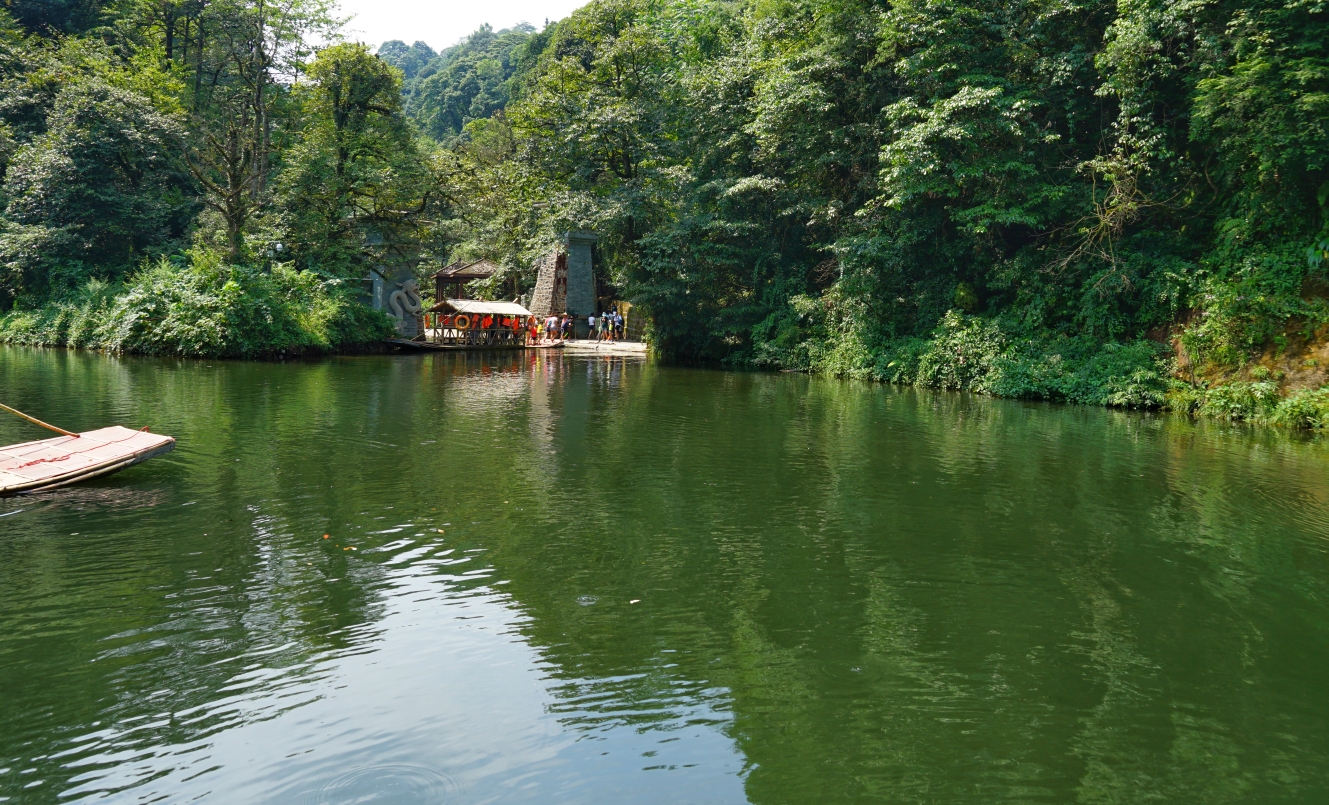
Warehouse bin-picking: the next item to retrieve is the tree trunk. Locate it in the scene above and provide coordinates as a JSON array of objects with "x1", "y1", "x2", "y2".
[
  {"x1": 227, "y1": 211, "x2": 243, "y2": 264},
  {"x1": 165, "y1": 10, "x2": 176, "y2": 61},
  {"x1": 251, "y1": 0, "x2": 269, "y2": 199},
  {"x1": 193, "y1": 22, "x2": 205, "y2": 111}
]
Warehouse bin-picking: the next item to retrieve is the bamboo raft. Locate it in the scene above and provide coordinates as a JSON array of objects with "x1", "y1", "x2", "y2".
[{"x1": 0, "y1": 404, "x2": 175, "y2": 496}]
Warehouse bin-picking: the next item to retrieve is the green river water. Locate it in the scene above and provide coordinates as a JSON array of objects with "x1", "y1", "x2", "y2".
[{"x1": 1, "y1": 345, "x2": 1327, "y2": 803}]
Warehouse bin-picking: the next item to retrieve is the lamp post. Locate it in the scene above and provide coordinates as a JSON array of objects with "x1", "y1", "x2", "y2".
[{"x1": 265, "y1": 242, "x2": 284, "y2": 273}]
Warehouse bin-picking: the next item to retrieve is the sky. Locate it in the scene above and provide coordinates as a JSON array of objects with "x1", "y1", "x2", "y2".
[{"x1": 334, "y1": 0, "x2": 588, "y2": 51}]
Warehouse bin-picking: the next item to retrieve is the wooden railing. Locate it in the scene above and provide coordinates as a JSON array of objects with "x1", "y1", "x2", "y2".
[{"x1": 425, "y1": 313, "x2": 529, "y2": 347}]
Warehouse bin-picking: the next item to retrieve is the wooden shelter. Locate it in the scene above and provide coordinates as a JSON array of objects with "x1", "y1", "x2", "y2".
[
  {"x1": 425, "y1": 298, "x2": 534, "y2": 347},
  {"x1": 434, "y1": 259, "x2": 501, "y2": 302}
]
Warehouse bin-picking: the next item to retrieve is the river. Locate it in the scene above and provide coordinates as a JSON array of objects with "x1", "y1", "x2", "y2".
[{"x1": 1, "y1": 345, "x2": 1327, "y2": 803}]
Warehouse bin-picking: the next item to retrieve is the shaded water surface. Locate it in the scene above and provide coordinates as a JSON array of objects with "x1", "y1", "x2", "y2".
[{"x1": 1, "y1": 345, "x2": 1328, "y2": 803}]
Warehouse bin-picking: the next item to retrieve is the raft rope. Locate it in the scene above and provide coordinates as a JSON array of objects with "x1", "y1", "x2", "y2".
[{"x1": 0, "y1": 402, "x2": 78, "y2": 437}]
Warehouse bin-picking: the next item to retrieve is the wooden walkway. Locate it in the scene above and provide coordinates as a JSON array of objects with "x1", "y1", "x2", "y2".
[
  {"x1": 387, "y1": 338, "x2": 647, "y2": 355},
  {"x1": 562, "y1": 341, "x2": 649, "y2": 356}
]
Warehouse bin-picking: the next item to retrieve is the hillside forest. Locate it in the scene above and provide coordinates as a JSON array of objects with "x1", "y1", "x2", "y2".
[{"x1": 0, "y1": 0, "x2": 1327, "y2": 426}]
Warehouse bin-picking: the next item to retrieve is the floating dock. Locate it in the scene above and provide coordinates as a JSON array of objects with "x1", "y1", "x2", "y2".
[
  {"x1": 387, "y1": 338, "x2": 647, "y2": 355},
  {"x1": 562, "y1": 341, "x2": 649, "y2": 356}
]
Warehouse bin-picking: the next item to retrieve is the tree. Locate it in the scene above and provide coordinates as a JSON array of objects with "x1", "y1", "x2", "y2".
[
  {"x1": 402, "y1": 23, "x2": 534, "y2": 143},
  {"x1": 0, "y1": 78, "x2": 192, "y2": 302},
  {"x1": 376, "y1": 39, "x2": 434, "y2": 82},
  {"x1": 183, "y1": 0, "x2": 337, "y2": 262},
  {"x1": 276, "y1": 43, "x2": 430, "y2": 276}
]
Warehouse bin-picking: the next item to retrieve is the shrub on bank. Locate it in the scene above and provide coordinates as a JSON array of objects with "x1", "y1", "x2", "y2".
[
  {"x1": 863, "y1": 311, "x2": 1170, "y2": 408},
  {"x1": 1168, "y1": 382, "x2": 1329, "y2": 429},
  {"x1": 0, "y1": 251, "x2": 394, "y2": 357},
  {"x1": 781, "y1": 306, "x2": 1329, "y2": 429},
  {"x1": 1269, "y1": 388, "x2": 1329, "y2": 430}
]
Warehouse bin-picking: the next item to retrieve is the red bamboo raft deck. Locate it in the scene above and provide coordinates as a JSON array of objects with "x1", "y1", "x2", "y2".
[{"x1": 0, "y1": 426, "x2": 175, "y2": 496}]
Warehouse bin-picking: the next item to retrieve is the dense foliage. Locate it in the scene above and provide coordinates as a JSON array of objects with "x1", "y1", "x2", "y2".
[
  {"x1": 1, "y1": 0, "x2": 1327, "y2": 426},
  {"x1": 380, "y1": 23, "x2": 539, "y2": 143},
  {"x1": 434, "y1": 0, "x2": 1328, "y2": 425},
  {"x1": 0, "y1": 0, "x2": 408, "y2": 355},
  {"x1": 0, "y1": 252, "x2": 392, "y2": 356}
]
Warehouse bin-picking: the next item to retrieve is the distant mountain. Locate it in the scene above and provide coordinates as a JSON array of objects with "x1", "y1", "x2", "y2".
[{"x1": 378, "y1": 23, "x2": 542, "y2": 143}]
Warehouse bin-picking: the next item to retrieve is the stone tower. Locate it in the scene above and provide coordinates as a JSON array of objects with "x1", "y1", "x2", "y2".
[
  {"x1": 564, "y1": 231, "x2": 597, "y2": 317},
  {"x1": 528, "y1": 252, "x2": 567, "y2": 317},
  {"x1": 529, "y1": 231, "x2": 597, "y2": 320}
]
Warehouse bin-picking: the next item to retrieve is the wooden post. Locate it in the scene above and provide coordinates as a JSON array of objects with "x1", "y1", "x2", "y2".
[{"x1": 0, "y1": 403, "x2": 78, "y2": 437}]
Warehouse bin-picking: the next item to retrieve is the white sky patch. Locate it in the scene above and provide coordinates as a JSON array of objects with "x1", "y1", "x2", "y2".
[{"x1": 334, "y1": 0, "x2": 589, "y2": 52}]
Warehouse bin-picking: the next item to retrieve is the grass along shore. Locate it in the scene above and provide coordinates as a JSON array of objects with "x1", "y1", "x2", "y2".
[{"x1": 0, "y1": 253, "x2": 394, "y2": 359}]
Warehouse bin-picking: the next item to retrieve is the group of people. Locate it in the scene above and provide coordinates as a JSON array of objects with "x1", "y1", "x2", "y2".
[
  {"x1": 528, "y1": 310, "x2": 627, "y2": 343},
  {"x1": 532, "y1": 314, "x2": 574, "y2": 343},
  {"x1": 589, "y1": 310, "x2": 625, "y2": 341}
]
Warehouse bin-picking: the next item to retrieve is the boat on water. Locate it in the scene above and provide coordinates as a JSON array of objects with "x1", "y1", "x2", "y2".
[{"x1": 0, "y1": 425, "x2": 175, "y2": 496}]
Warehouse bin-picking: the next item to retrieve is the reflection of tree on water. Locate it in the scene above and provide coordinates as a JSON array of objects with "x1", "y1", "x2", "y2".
[
  {"x1": 0, "y1": 351, "x2": 548, "y2": 797},
  {"x1": 0, "y1": 356, "x2": 420, "y2": 798},
  {"x1": 481, "y1": 372, "x2": 1329, "y2": 803},
  {"x1": 4, "y1": 349, "x2": 1329, "y2": 803}
]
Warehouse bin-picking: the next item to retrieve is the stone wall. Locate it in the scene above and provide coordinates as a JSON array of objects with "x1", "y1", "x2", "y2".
[
  {"x1": 528, "y1": 252, "x2": 567, "y2": 317},
  {"x1": 530, "y1": 231, "x2": 595, "y2": 320}
]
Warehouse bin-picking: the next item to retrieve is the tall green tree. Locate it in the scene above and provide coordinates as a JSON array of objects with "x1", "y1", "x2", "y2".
[
  {"x1": 276, "y1": 42, "x2": 431, "y2": 276},
  {"x1": 182, "y1": 0, "x2": 337, "y2": 262},
  {"x1": 376, "y1": 39, "x2": 434, "y2": 82},
  {"x1": 0, "y1": 78, "x2": 191, "y2": 303}
]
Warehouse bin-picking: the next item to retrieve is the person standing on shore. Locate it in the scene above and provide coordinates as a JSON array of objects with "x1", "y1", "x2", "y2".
[{"x1": 588, "y1": 314, "x2": 597, "y2": 341}]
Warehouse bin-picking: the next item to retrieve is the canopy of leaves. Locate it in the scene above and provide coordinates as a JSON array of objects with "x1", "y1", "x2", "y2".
[
  {"x1": 442, "y1": 0, "x2": 1328, "y2": 385},
  {"x1": 0, "y1": 77, "x2": 193, "y2": 304},
  {"x1": 377, "y1": 39, "x2": 435, "y2": 81},
  {"x1": 276, "y1": 42, "x2": 431, "y2": 276},
  {"x1": 385, "y1": 23, "x2": 537, "y2": 143}
]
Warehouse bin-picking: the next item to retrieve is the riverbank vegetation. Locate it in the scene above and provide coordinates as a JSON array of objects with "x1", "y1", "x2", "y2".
[
  {"x1": 1, "y1": 0, "x2": 1327, "y2": 426},
  {"x1": 0, "y1": 1, "x2": 409, "y2": 355}
]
